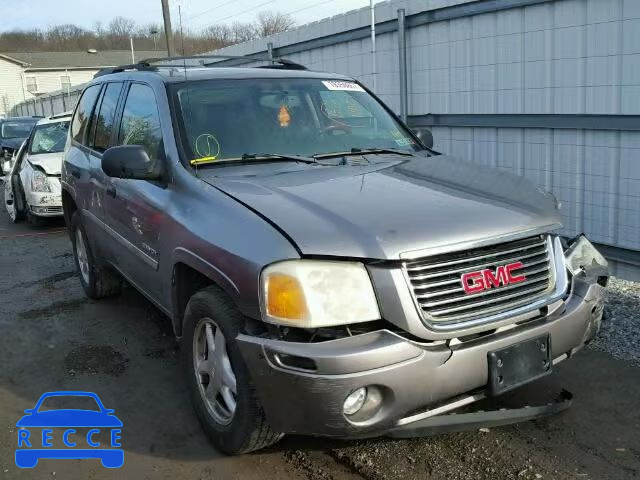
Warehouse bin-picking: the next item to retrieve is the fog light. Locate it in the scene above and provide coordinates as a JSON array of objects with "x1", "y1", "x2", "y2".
[{"x1": 343, "y1": 387, "x2": 367, "y2": 416}]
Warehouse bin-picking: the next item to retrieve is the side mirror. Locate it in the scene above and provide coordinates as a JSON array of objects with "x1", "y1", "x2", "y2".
[
  {"x1": 412, "y1": 127, "x2": 434, "y2": 149},
  {"x1": 102, "y1": 145, "x2": 163, "y2": 181},
  {"x1": 2, "y1": 160, "x2": 10, "y2": 174}
]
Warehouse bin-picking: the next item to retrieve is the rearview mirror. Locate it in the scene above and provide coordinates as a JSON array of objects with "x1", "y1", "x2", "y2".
[
  {"x1": 102, "y1": 145, "x2": 163, "y2": 181},
  {"x1": 412, "y1": 127, "x2": 434, "y2": 149}
]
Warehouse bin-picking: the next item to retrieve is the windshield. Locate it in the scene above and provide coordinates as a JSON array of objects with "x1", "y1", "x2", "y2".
[
  {"x1": 174, "y1": 78, "x2": 420, "y2": 163},
  {"x1": 29, "y1": 121, "x2": 70, "y2": 154},
  {"x1": 1, "y1": 120, "x2": 36, "y2": 139}
]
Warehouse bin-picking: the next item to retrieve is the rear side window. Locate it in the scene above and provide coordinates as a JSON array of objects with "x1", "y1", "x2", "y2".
[
  {"x1": 118, "y1": 84, "x2": 163, "y2": 161},
  {"x1": 71, "y1": 84, "x2": 101, "y2": 145},
  {"x1": 91, "y1": 82, "x2": 123, "y2": 153}
]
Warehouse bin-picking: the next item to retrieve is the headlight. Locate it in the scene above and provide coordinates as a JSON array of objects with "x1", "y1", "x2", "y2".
[
  {"x1": 564, "y1": 236, "x2": 608, "y2": 276},
  {"x1": 31, "y1": 169, "x2": 52, "y2": 192},
  {"x1": 261, "y1": 260, "x2": 381, "y2": 327}
]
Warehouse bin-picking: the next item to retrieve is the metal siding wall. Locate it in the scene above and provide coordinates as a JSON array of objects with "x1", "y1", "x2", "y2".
[
  {"x1": 417, "y1": 0, "x2": 640, "y2": 266},
  {"x1": 7, "y1": 0, "x2": 638, "y2": 278}
]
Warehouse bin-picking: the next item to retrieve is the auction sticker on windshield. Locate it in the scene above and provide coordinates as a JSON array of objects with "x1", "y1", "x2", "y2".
[
  {"x1": 322, "y1": 80, "x2": 365, "y2": 92},
  {"x1": 15, "y1": 391, "x2": 123, "y2": 469}
]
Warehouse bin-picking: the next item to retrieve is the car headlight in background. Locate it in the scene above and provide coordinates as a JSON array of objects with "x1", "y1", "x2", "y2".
[
  {"x1": 261, "y1": 260, "x2": 381, "y2": 327},
  {"x1": 564, "y1": 235, "x2": 608, "y2": 276},
  {"x1": 31, "y1": 169, "x2": 52, "y2": 193}
]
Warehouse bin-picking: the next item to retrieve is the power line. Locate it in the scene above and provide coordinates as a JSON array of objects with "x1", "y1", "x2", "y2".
[
  {"x1": 192, "y1": 0, "x2": 279, "y2": 28},
  {"x1": 189, "y1": 0, "x2": 238, "y2": 21},
  {"x1": 283, "y1": 0, "x2": 342, "y2": 17}
]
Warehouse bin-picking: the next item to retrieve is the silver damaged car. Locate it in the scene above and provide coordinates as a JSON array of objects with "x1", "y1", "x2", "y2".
[{"x1": 61, "y1": 57, "x2": 609, "y2": 455}]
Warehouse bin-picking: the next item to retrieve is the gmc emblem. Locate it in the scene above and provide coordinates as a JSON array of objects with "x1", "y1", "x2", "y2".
[{"x1": 461, "y1": 262, "x2": 526, "y2": 294}]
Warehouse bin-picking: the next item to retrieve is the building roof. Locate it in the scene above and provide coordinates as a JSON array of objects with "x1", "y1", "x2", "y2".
[{"x1": 1, "y1": 50, "x2": 164, "y2": 70}]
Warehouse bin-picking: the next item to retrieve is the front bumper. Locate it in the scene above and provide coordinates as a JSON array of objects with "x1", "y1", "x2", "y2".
[
  {"x1": 25, "y1": 179, "x2": 63, "y2": 217},
  {"x1": 237, "y1": 277, "x2": 605, "y2": 437}
]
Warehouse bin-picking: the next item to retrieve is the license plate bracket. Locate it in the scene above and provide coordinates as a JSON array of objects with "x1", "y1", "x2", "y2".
[{"x1": 487, "y1": 335, "x2": 551, "y2": 396}]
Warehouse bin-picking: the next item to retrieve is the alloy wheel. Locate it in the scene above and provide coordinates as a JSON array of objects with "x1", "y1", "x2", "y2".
[
  {"x1": 193, "y1": 318, "x2": 238, "y2": 425},
  {"x1": 75, "y1": 228, "x2": 90, "y2": 285}
]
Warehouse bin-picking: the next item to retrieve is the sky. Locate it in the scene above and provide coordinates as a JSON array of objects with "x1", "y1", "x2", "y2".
[{"x1": 0, "y1": 0, "x2": 378, "y2": 32}]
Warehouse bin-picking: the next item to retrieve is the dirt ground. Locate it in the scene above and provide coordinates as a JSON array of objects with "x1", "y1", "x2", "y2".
[{"x1": 0, "y1": 200, "x2": 638, "y2": 479}]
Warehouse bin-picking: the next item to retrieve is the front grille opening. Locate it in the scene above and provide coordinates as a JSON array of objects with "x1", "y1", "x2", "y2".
[{"x1": 405, "y1": 235, "x2": 556, "y2": 327}]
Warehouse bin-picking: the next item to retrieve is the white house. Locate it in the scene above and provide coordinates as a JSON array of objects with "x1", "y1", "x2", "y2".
[{"x1": 0, "y1": 50, "x2": 159, "y2": 116}]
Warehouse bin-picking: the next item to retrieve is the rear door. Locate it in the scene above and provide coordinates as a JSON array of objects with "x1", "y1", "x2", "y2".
[
  {"x1": 64, "y1": 84, "x2": 103, "y2": 241},
  {"x1": 101, "y1": 82, "x2": 169, "y2": 299},
  {"x1": 85, "y1": 81, "x2": 125, "y2": 229}
]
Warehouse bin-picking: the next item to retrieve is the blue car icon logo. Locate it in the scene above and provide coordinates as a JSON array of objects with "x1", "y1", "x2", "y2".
[{"x1": 15, "y1": 391, "x2": 123, "y2": 468}]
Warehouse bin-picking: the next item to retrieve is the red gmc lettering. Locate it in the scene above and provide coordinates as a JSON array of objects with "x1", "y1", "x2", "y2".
[{"x1": 461, "y1": 262, "x2": 526, "y2": 294}]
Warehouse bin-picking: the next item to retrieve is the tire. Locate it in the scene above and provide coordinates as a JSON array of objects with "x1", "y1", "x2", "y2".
[
  {"x1": 26, "y1": 210, "x2": 46, "y2": 227},
  {"x1": 70, "y1": 211, "x2": 122, "y2": 299},
  {"x1": 183, "y1": 286, "x2": 283, "y2": 455}
]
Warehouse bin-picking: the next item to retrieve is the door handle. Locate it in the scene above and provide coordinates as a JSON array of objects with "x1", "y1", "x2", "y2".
[{"x1": 106, "y1": 185, "x2": 116, "y2": 198}]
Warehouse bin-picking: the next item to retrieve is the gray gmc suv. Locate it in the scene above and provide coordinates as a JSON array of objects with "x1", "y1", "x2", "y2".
[{"x1": 61, "y1": 57, "x2": 609, "y2": 455}]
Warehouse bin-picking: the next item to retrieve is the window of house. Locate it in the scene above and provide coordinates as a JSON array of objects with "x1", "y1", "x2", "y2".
[
  {"x1": 26, "y1": 77, "x2": 38, "y2": 94},
  {"x1": 60, "y1": 75, "x2": 71, "y2": 91}
]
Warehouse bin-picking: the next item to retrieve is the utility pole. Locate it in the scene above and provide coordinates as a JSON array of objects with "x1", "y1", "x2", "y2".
[{"x1": 161, "y1": 0, "x2": 175, "y2": 57}]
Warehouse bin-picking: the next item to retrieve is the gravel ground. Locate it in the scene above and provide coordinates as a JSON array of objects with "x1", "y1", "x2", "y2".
[{"x1": 590, "y1": 277, "x2": 640, "y2": 366}]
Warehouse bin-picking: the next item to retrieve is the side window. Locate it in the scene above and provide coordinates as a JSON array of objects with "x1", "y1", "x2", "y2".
[
  {"x1": 71, "y1": 85, "x2": 101, "y2": 145},
  {"x1": 90, "y1": 82, "x2": 123, "y2": 153},
  {"x1": 118, "y1": 84, "x2": 163, "y2": 161}
]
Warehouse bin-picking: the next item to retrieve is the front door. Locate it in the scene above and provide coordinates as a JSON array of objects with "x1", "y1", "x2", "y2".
[{"x1": 101, "y1": 82, "x2": 168, "y2": 299}]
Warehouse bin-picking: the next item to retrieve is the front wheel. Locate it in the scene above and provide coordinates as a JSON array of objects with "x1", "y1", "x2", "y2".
[
  {"x1": 70, "y1": 211, "x2": 122, "y2": 299},
  {"x1": 183, "y1": 286, "x2": 282, "y2": 455}
]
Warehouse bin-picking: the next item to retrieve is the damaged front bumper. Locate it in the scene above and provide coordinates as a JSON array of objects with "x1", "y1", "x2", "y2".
[
  {"x1": 237, "y1": 276, "x2": 606, "y2": 437},
  {"x1": 25, "y1": 179, "x2": 63, "y2": 217}
]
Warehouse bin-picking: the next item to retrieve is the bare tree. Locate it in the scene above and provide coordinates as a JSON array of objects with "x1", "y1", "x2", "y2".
[
  {"x1": 255, "y1": 11, "x2": 295, "y2": 37},
  {"x1": 0, "y1": 11, "x2": 296, "y2": 54},
  {"x1": 107, "y1": 16, "x2": 136, "y2": 38}
]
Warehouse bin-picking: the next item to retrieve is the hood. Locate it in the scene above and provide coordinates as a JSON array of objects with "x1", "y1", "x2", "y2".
[
  {"x1": 0, "y1": 137, "x2": 25, "y2": 150},
  {"x1": 27, "y1": 152, "x2": 64, "y2": 175},
  {"x1": 203, "y1": 154, "x2": 562, "y2": 260}
]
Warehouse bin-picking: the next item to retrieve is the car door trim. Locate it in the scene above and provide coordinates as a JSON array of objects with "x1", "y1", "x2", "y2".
[{"x1": 83, "y1": 209, "x2": 159, "y2": 271}]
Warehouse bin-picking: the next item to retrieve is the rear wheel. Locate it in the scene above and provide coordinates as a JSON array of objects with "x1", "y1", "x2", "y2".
[
  {"x1": 183, "y1": 286, "x2": 282, "y2": 455},
  {"x1": 70, "y1": 211, "x2": 122, "y2": 299}
]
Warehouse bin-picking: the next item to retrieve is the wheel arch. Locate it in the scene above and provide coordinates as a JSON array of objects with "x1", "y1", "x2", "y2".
[
  {"x1": 61, "y1": 187, "x2": 77, "y2": 228},
  {"x1": 171, "y1": 247, "x2": 242, "y2": 337}
]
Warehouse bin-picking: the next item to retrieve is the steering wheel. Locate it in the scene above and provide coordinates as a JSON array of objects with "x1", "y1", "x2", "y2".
[{"x1": 322, "y1": 124, "x2": 351, "y2": 136}]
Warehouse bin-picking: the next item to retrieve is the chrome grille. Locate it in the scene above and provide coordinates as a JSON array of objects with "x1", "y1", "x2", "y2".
[{"x1": 404, "y1": 235, "x2": 555, "y2": 325}]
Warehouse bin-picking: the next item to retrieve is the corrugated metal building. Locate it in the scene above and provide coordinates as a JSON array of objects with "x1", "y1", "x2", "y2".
[
  {"x1": 10, "y1": 0, "x2": 640, "y2": 279},
  {"x1": 207, "y1": 0, "x2": 640, "y2": 280}
]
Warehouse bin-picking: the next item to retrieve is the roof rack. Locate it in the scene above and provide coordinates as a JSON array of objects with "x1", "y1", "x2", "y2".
[{"x1": 93, "y1": 54, "x2": 307, "y2": 78}]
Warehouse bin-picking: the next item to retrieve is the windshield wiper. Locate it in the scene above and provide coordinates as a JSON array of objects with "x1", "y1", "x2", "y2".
[
  {"x1": 313, "y1": 147, "x2": 414, "y2": 159},
  {"x1": 191, "y1": 153, "x2": 317, "y2": 166}
]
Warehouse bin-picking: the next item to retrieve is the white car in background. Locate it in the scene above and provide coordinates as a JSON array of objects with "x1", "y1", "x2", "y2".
[{"x1": 3, "y1": 113, "x2": 71, "y2": 225}]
